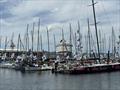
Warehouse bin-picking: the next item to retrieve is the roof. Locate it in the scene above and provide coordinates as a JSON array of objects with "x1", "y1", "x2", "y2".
[{"x1": 0, "y1": 48, "x2": 26, "y2": 52}]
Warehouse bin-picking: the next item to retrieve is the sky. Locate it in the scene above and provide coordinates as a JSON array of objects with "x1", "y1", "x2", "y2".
[{"x1": 0, "y1": 0, "x2": 120, "y2": 52}]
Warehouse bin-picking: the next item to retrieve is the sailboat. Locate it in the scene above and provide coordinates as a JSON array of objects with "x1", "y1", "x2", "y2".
[{"x1": 52, "y1": 0, "x2": 120, "y2": 74}]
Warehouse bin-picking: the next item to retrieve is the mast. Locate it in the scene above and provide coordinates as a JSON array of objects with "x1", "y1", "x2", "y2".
[
  {"x1": 46, "y1": 27, "x2": 50, "y2": 58},
  {"x1": 19, "y1": 34, "x2": 24, "y2": 51},
  {"x1": 26, "y1": 24, "x2": 29, "y2": 51},
  {"x1": 118, "y1": 33, "x2": 120, "y2": 57},
  {"x1": 91, "y1": 0, "x2": 100, "y2": 63},
  {"x1": 87, "y1": 19, "x2": 91, "y2": 57},
  {"x1": 85, "y1": 34, "x2": 88, "y2": 56},
  {"x1": 74, "y1": 33, "x2": 77, "y2": 54},
  {"x1": 40, "y1": 34, "x2": 43, "y2": 51},
  {"x1": 77, "y1": 20, "x2": 82, "y2": 57},
  {"x1": 53, "y1": 34, "x2": 56, "y2": 52},
  {"x1": 24, "y1": 31, "x2": 26, "y2": 51},
  {"x1": 104, "y1": 34, "x2": 106, "y2": 54},
  {"x1": 102, "y1": 34, "x2": 104, "y2": 54},
  {"x1": 28, "y1": 32, "x2": 29, "y2": 51},
  {"x1": 31, "y1": 22, "x2": 35, "y2": 52},
  {"x1": 10, "y1": 32, "x2": 15, "y2": 50},
  {"x1": 62, "y1": 28, "x2": 64, "y2": 40},
  {"x1": 69, "y1": 23, "x2": 72, "y2": 53},
  {"x1": 17, "y1": 34, "x2": 20, "y2": 51},
  {"x1": 102, "y1": 34, "x2": 106, "y2": 56},
  {"x1": 111, "y1": 27, "x2": 116, "y2": 59},
  {"x1": 4, "y1": 36, "x2": 7, "y2": 51},
  {"x1": 108, "y1": 36, "x2": 111, "y2": 52},
  {"x1": 27, "y1": 24, "x2": 29, "y2": 51},
  {"x1": 53, "y1": 34, "x2": 56, "y2": 58},
  {"x1": 62, "y1": 28, "x2": 65, "y2": 59},
  {"x1": 99, "y1": 30, "x2": 102, "y2": 54},
  {"x1": 77, "y1": 21, "x2": 80, "y2": 53},
  {"x1": 0, "y1": 36, "x2": 1, "y2": 49},
  {"x1": 62, "y1": 28, "x2": 64, "y2": 51},
  {"x1": 20, "y1": 35, "x2": 22, "y2": 51},
  {"x1": 37, "y1": 18, "x2": 40, "y2": 52},
  {"x1": 17, "y1": 34, "x2": 24, "y2": 51}
]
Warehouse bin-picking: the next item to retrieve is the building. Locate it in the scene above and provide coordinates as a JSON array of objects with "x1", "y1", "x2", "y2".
[{"x1": 56, "y1": 39, "x2": 72, "y2": 60}]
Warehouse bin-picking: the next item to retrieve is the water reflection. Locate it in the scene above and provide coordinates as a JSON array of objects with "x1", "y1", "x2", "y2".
[{"x1": 0, "y1": 69, "x2": 120, "y2": 90}]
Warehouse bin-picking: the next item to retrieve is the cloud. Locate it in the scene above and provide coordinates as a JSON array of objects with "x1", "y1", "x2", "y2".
[
  {"x1": 0, "y1": 0, "x2": 7, "y2": 3},
  {"x1": 0, "y1": 0, "x2": 120, "y2": 51}
]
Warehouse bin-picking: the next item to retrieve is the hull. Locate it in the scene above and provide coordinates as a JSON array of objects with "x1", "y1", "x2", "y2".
[
  {"x1": 15, "y1": 65, "x2": 53, "y2": 71},
  {"x1": 0, "y1": 63, "x2": 15, "y2": 69},
  {"x1": 24, "y1": 65, "x2": 53, "y2": 71},
  {"x1": 54, "y1": 63, "x2": 120, "y2": 74},
  {"x1": 25, "y1": 66, "x2": 41, "y2": 71}
]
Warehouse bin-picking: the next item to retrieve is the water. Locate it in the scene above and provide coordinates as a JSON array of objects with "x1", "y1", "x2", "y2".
[{"x1": 0, "y1": 69, "x2": 120, "y2": 90}]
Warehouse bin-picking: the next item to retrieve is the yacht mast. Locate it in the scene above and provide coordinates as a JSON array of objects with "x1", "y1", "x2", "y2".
[
  {"x1": 74, "y1": 33, "x2": 77, "y2": 54},
  {"x1": 77, "y1": 21, "x2": 82, "y2": 57},
  {"x1": 40, "y1": 34, "x2": 43, "y2": 51},
  {"x1": 69, "y1": 23, "x2": 72, "y2": 53},
  {"x1": 4, "y1": 36, "x2": 7, "y2": 51},
  {"x1": 54, "y1": 34, "x2": 56, "y2": 58},
  {"x1": 53, "y1": 34, "x2": 56, "y2": 52},
  {"x1": 87, "y1": 19, "x2": 91, "y2": 57},
  {"x1": 10, "y1": 32, "x2": 15, "y2": 50},
  {"x1": 25, "y1": 24, "x2": 29, "y2": 51},
  {"x1": 17, "y1": 34, "x2": 20, "y2": 51},
  {"x1": 99, "y1": 30, "x2": 102, "y2": 54},
  {"x1": 31, "y1": 22, "x2": 35, "y2": 52},
  {"x1": 111, "y1": 27, "x2": 116, "y2": 59},
  {"x1": 37, "y1": 18, "x2": 40, "y2": 52},
  {"x1": 91, "y1": 0, "x2": 100, "y2": 63},
  {"x1": 46, "y1": 27, "x2": 50, "y2": 58},
  {"x1": 0, "y1": 36, "x2": 2, "y2": 49}
]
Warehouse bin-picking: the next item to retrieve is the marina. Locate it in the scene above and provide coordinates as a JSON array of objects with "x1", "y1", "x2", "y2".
[
  {"x1": 0, "y1": 0, "x2": 120, "y2": 74},
  {"x1": 0, "y1": 0, "x2": 120, "y2": 89}
]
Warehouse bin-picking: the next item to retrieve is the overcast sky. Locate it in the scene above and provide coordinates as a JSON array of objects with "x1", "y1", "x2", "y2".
[{"x1": 0, "y1": 0, "x2": 120, "y2": 52}]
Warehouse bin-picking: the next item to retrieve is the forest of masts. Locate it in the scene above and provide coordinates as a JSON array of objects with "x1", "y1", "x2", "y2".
[
  {"x1": 0, "y1": 0, "x2": 120, "y2": 60},
  {"x1": 0, "y1": 18, "x2": 120, "y2": 59}
]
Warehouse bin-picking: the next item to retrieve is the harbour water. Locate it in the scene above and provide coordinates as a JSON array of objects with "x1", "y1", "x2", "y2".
[{"x1": 0, "y1": 69, "x2": 120, "y2": 90}]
